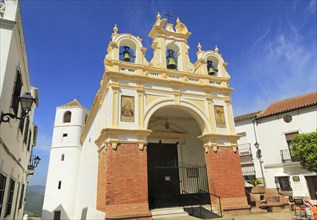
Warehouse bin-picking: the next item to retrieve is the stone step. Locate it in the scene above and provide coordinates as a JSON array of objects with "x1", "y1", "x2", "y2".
[
  {"x1": 151, "y1": 207, "x2": 189, "y2": 219},
  {"x1": 251, "y1": 207, "x2": 268, "y2": 214}
]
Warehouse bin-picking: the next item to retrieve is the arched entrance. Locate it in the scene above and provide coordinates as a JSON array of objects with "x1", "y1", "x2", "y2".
[{"x1": 146, "y1": 106, "x2": 210, "y2": 209}]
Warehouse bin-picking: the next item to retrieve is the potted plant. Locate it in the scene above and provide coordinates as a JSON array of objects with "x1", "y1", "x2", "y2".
[{"x1": 248, "y1": 179, "x2": 265, "y2": 194}]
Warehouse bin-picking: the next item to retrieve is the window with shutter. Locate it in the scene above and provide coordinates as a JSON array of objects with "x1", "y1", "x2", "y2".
[
  {"x1": 11, "y1": 71, "x2": 23, "y2": 116},
  {"x1": 18, "y1": 111, "x2": 26, "y2": 133},
  {"x1": 23, "y1": 117, "x2": 30, "y2": 144},
  {"x1": 18, "y1": 184, "x2": 25, "y2": 209},
  {"x1": 27, "y1": 131, "x2": 32, "y2": 151},
  {"x1": 0, "y1": 174, "x2": 7, "y2": 217},
  {"x1": 5, "y1": 179, "x2": 15, "y2": 216}
]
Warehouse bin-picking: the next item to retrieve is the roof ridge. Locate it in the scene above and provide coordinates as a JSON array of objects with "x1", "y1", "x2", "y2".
[
  {"x1": 258, "y1": 91, "x2": 317, "y2": 118},
  {"x1": 58, "y1": 99, "x2": 84, "y2": 108},
  {"x1": 271, "y1": 91, "x2": 316, "y2": 104}
]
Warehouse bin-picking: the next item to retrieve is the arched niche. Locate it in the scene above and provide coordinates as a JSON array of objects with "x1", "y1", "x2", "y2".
[
  {"x1": 114, "y1": 34, "x2": 145, "y2": 65},
  {"x1": 203, "y1": 51, "x2": 225, "y2": 77},
  {"x1": 166, "y1": 42, "x2": 180, "y2": 70},
  {"x1": 206, "y1": 56, "x2": 219, "y2": 76}
]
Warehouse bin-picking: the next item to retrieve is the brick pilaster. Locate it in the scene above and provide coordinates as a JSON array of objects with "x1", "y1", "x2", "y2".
[
  {"x1": 205, "y1": 147, "x2": 250, "y2": 214},
  {"x1": 97, "y1": 143, "x2": 151, "y2": 219}
]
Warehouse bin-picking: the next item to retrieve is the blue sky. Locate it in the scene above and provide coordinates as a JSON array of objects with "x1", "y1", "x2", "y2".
[{"x1": 20, "y1": 1, "x2": 316, "y2": 186}]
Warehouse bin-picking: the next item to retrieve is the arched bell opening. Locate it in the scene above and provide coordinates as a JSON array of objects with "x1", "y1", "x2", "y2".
[
  {"x1": 146, "y1": 106, "x2": 211, "y2": 209},
  {"x1": 166, "y1": 43, "x2": 180, "y2": 70},
  {"x1": 119, "y1": 39, "x2": 137, "y2": 63},
  {"x1": 206, "y1": 56, "x2": 219, "y2": 76}
]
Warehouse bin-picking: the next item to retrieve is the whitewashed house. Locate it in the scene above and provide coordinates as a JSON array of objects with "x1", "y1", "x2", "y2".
[
  {"x1": 235, "y1": 92, "x2": 317, "y2": 199},
  {"x1": 0, "y1": 0, "x2": 39, "y2": 219}
]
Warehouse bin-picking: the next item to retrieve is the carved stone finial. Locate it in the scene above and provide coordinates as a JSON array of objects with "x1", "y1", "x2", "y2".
[
  {"x1": 113, "y1": 24, "x2": 118, "y2": 34},
  {"x1": 111, "y1": 142, "x2": 118, "y2": 150},
  {"x1": 213, "y1": 146, "x2": 218, "y2": 152},
  {"x1": 157, "y1": 12, "x2": 161, "y2": 20},
  {"x1": 138, "y1": 143, "x2": 145, "y2": 151},
  {"x1": 198, "y1": 42, "x2": 202, "y2": 51},
  {"x1": 215, "y1": 45, "x2": 219, "y2": 53},
  {"x1": 176, "y1": 17, "x2": 180, "y2": 24}
]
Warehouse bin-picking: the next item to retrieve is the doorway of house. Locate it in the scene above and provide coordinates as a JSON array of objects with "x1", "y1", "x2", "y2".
[{"x1": 305, "y1": 176, "x2": 317, "y2": 199}]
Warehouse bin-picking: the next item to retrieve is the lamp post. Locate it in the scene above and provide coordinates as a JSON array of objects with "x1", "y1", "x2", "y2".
[
  {"x1": 0, "y1": 92, "x2": 36, "y2": 124},
  {"x1": 254, "y1": 142, "x2": 266, "y2": 187}
]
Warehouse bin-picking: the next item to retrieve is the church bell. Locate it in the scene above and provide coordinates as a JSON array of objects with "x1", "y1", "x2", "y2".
[
  {"x1": 167, "y1": 49, "x2": 177, "y2": 69},
  {"x1": 121, "y1": 46, "x2": 131, "y2": 62},
  {"x1": 207, "y1": 61, "x2": 217, "y2": 75}
]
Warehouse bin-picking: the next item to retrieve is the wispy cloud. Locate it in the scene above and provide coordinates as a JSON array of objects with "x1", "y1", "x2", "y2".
[
  {"x1": 305, "y1": 0, "x2": 317, "y2": 15},
  {"x1": 233, "y1": 7, "x2": 316, "y2": 115}
]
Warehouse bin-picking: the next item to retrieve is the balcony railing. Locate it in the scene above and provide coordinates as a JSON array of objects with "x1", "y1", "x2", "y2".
[
  {"x1": 238, "y1": 143, "x2": 252, "y2": 156},
  {"x1": 280, "y1": 149, "x2": 298, "y2": 163},
  {"x1": 241, "y1": 165, "x2": 255, "y2": 176},
  {"x1": 0, "y1": 0, "x2": 7, "y2": 19}
]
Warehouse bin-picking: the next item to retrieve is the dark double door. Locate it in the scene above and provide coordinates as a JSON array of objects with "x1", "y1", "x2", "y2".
[{"x1": 147, "y1": 143, "x2": 180, "y2": 209}]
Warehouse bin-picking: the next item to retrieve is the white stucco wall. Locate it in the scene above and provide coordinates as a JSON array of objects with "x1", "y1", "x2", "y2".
[
  {"x1": 0, "y1": 1, "x2": 37, "y2": 219},
  {"x1": 257, "y1": 106, "x2": 316, "y2": 165},
  {"x1": 235, "y1": 117, "x2": 263, "y2": 180},
  {"x1": 73, "y1": 110, "x2": 100, "y2": 219}
]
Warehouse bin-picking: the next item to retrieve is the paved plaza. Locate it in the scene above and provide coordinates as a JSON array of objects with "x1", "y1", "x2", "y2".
[{"x1": 156, "y1": 210, "x2": 293, "y2": 220}]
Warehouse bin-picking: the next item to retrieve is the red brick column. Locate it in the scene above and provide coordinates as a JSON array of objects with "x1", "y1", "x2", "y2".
[
  {"x1": 97, "y1": 146, "x2": 107, "y2": 212},
  {"x1": 205, "y1": 147, "x2": 250, "y2": 215},
  {"x1": 97, "y1": 143, "x2": 151, "y2": 219}
]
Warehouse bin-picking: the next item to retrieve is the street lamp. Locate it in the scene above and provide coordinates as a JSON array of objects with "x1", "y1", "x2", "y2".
[
  {"x1": 254, "y1": 142, "x2": 266, "y2": 187},
  {"x1": 0, "y1": 92, "x2": 36, "y2": 124},
  {"x1": 28, "y1": 155, "x2": 41, "y2": 173}
]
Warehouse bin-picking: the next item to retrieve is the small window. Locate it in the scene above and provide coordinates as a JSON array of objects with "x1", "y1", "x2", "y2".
[
  {"x1": 5, "y1": 178, "x2": 15, "y2": 216},
  {"x1": 18, "y1": 184, "x2": 25, "y2": 209},
  {"x1": 23, "y1": 117, "x2": 30, "y2": 144},
  {"x1": 63, "y1": 111, "x2": 72, "y2": 123},
  {"x1": 0, "y1": 174, "x2": 7, "y2": 217},
  {"x1": 54, "y1": 211, "x2": 61, "y2": 220},
  {"x1": 61, "y1": 154, "x2": 65, "y2": 161},
  {"x1": 27, "y1": 131, "x2": 32, "y2": 151},
  {"x1": 58, "y1": 181, "x2": 61, "y2": 189},
  {"x1": 237, "y1": 132, "x2": 246, "y2": 137},
  {"x1": 18, "y1": 111, "x2": 26, "y2": 133},
  {"x1": 186, "y1": 167, "x2": 199, "y2": 178},
  {"x1": 62, "y1": 133, "x2": 68, "y2": 137},
  {"x1": 11, "y1": 70, "x2": 23, "y2": 116},
  {"x1": 278, "y1": 176, "x2": 292, "y2": 191}
]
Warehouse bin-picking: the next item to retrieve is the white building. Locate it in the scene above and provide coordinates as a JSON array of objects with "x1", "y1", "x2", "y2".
[
  {"x1": 235, "y1": 92, "x2": 317, "y2": 199},
  {"x1": 0, "y1": 0, "x2": 39, "y2": 219},
  {"x1": 42, "y1": 100, "x2": 89, "y2": 220}
]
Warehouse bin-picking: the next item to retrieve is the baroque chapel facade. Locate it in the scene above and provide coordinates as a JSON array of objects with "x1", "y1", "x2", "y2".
[{"x1": 42, "y1": 14, "x2": 250, "y2": 220}]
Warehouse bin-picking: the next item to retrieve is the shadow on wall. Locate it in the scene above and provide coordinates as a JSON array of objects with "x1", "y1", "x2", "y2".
[
  {"x1": 41, "y1": 204, "x2": 69, "y2": 220},
  {"x1": 80, "y1": 207, "x2": 88, "y2": 220},
  {"x1": 42, "y1": 205, "x2": 105, "y2": 220}
]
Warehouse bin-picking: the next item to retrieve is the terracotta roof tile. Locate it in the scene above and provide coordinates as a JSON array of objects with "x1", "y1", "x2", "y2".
[
  {"x1": 234, "y1": 111, "x2": 262, "y2": 122},
  {"x1": 57, "y1": 99, "x2": 84, "y2": 108},
  {"x1": 258, "y1": 92, "x2": 317, "y2": 118}
]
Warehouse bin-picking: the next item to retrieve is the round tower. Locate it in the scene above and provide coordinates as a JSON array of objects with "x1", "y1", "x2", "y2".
[{"x1": 42, "y1": 99, "x2": 88, "y2": 220}]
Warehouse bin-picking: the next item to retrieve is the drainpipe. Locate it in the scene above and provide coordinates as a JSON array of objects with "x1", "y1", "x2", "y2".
[{"x1": 252, "y1": 119, "x2": 266, "y2": 188}]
